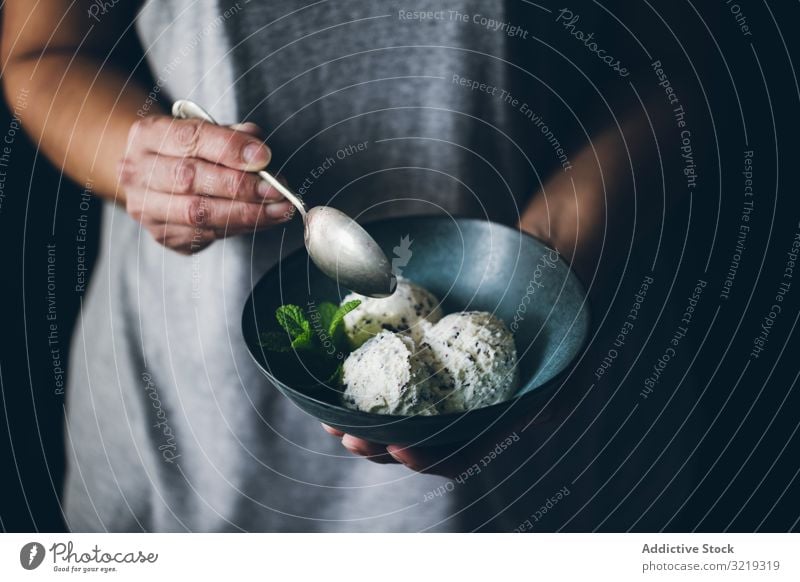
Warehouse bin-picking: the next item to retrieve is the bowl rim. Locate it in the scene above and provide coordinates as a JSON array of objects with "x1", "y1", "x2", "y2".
[{"x1": 241, "y1": 215, "x2": 592, "y2": 422}]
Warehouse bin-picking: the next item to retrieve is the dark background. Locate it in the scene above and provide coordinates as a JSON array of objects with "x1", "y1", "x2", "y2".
[
  {"x1": 1, "y1": 2, "x2": 799, "y2": 532},
  {"x1": 0, "y1": 86, "x2": 101, "y2": 532}
]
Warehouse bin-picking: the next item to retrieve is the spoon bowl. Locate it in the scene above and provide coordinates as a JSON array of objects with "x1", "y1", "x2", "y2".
[{"x1": 304, "y1": 206, "x2": 397, "y2": 297}]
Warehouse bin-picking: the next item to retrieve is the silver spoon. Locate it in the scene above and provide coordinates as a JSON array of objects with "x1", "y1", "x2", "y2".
[{"x1": 172, "y1": 99, "x2": 396, "y2": 298}]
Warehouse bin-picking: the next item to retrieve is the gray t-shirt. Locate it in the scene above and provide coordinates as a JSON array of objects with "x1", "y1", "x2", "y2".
[{"x1": 64, "y1": 0, "x2": 695, "y2": 532}]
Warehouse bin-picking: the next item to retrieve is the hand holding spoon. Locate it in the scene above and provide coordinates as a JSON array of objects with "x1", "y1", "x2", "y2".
[{"x1": 172, "y1": 99, "x2": 396, "y2": 298}]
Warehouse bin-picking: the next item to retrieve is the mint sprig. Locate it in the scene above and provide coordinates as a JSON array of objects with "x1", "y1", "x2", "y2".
[
  {"x1": 275, "y1": 305, "x2": 314, "y2": 349},
  {"x1": 258, "y1": 299, "x2": 361, "y2": 386}
]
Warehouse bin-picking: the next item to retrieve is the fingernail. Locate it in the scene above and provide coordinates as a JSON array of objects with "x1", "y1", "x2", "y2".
[
  {"x1": 321, "y1": 423, "x2": 344, "y2": 437},
  {"x1": 341, "y1": 440, "x2": 362, "y2": 456},
  {"x1": 231, "y1": 122, "x2": 263, "y2": 137},
  {"x1": 386, "y1": 445, "x2": 406, "y2": 464},
  {"x1": 242, "y1": 142, "x2": 270, "y2": 167},
  {"x1": 266, "y1": 201, "x2": 294, "y2": 219}
]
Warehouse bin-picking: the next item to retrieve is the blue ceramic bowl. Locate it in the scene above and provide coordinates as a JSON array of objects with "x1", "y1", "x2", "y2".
[{"x1": 242, "y1": 216, "x2": 590, "y2": 446}]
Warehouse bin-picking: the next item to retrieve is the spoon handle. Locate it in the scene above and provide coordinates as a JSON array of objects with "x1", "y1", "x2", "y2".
[{"x1": 171, "y1": 99, "x2": 307, "y2": 218}]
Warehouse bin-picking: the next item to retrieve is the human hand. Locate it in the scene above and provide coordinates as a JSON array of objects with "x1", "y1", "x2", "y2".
[
  {"x1": 118, "y1": 116, "x2": 294, "y2": 254},
  {"x1": 321, "y1": 409, "x2": 552, "y2": 479}
]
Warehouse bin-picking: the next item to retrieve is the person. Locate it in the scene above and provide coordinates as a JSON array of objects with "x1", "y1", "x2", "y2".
[{"x1": 2, "y1": 0, "x2": 697, "y2": 531}]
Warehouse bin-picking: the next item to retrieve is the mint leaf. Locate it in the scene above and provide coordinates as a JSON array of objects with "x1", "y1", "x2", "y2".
[
  {"x1": 329, "y1": 299, "x2": 361, "y2": 338},
  {"x1": 258, "y1": 331, "x2": 291, "y2": 352},
  {"x1": 290, "y1": 322, "x2": 313, "y2": 350},
  {"x1": 261, "y1": 302, "x2": 359, "y2": 389},
  {"x1": 326, "y1": 363, "x2": 344, "y2": 386},
  {"x1": 275, "y1": 305, "x2": 308, "y2": 340},
  {"x1": 275, "y1": 304, "x2": 314, "y2": 350},
  {"x1": 316, "y1": 302, "x2": 338, "y2": 334}
]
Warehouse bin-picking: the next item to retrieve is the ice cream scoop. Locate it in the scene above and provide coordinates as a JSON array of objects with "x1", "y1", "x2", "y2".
[
  {"x1": 342, "y1": 331, "x2": 441, "y2": 416},
  {"x1": 421, "y1": 311, "x2": 518, "y2": 413},
  {"x1": 341, "y1": 276, "x2": 443, "y2": 348}
]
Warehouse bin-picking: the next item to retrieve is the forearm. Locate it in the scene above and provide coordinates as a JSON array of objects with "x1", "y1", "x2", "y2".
[
  {"x1": 519, "y1": 94, "x2": 675, "y2": 287},
  {"x1": 3, "y1": 53, "x2": 158, "y2": 203}
]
